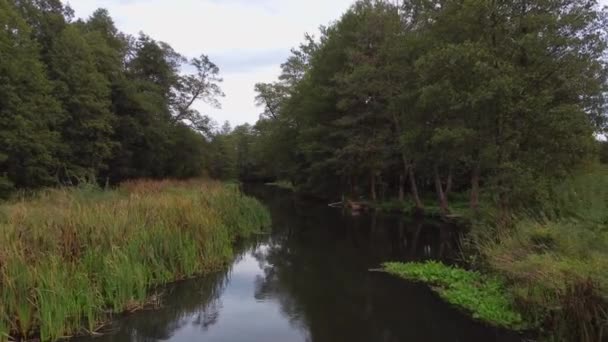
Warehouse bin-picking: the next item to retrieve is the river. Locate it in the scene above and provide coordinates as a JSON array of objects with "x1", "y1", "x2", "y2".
[{"x1": 72, "y1": 185, "x2": 521, "y2": 342}]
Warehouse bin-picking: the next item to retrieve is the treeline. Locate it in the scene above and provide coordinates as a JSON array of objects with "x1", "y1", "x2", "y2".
[
  {"x1": 218, "y1": 0, "x2": 608, "y2": 215},
  {"x1": 0, "y1": 0, "x2": 224, "y2": 197}
]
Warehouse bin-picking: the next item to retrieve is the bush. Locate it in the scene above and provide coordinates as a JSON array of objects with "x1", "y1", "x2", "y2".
[
  {"x1": 482, "y1": 221, "x2": 608, "y2": 340},
  {"x1": 470, "y1": 165, "x2": 608, "y2": 341}
]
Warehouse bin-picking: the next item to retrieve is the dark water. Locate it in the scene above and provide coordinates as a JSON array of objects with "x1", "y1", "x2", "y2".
[{"x1": 74, "y1": 186, "x2": 522, "y2": 342}]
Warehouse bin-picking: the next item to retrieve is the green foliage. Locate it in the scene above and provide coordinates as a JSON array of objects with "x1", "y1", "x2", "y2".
[
  {"x1": 383, "y1": 261, "x2": 525, "y2": 330},
  {"x1": 0, "y1": 0, "x2": 63, "y2": 190},
  {"x1": 470, "y1": 165, "x2": 608, "y2": 340},
  {"x1": 245, "y1": 0, "x2": 607, "y2": 217},
  {"x1": 0, "y1": 1, "x2": 225, "y2": 195},
  {"x1": 0, "y1": 180, "x2": 270, "y2": 341},
  {"x1": 49, "y1": 24, "x2": 115, "y2": 179},
  {"x1": 600, "y1": 140, "x2": 608, "y2": 164}
]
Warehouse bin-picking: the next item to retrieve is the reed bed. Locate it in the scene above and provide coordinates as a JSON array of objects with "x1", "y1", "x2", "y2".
[
  {"x1": 0, "y1": 180, "x2": 270, "y2": 341},
  {"x1": 469, "y1": 165, "x2": 608, "y2": 341}
]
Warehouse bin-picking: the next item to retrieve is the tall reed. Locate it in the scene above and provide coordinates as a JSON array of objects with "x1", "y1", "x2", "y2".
[
  {"x1": 0, "y1": 180, "x2": 270, "y2": 341},
  {"x1": 469, "y1": 165, "x2": 608, "y2": 341}
]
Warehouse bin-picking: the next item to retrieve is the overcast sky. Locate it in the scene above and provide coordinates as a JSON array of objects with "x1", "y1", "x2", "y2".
[{"x1": 62, "y1": 0, "x2": 355, "y2": 126}]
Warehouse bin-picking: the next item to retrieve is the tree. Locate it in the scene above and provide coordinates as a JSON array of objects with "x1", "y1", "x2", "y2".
[
  {"x1": 0, "y1": 0, "x2": 62, "y2": 195},
  {"x1": 48, "y1": 25, "x2": 115, "y2": 181},
  {"x1": 173, "y1": 55, "x2": 224, "y2": 135},
  {"x1": 246, "y1": 0, "x2": 607, "y2": 216},
  {"x1": 600, "y1": 140, "x2": 608, "y2": 164},
  {"x1": 254, "y1": 83, "x2": 288, "y2": 120},
  {"x1": 0, "y1": 1, "x2": 225, "y2": 195}
]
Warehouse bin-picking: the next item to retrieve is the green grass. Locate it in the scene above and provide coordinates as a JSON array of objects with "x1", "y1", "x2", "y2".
[
  {"x1": 0, "y1": 180, "x2": 271, "y2": 341},
  {"x1": 367, "y1": 194, "x2": 479, "y2": 222},
  {"x1": 468, "y1": 164, "x2": 608, "y2": 341},
  {"x1": 383, "y1": 261, "x2": 525, "y2": 330}
]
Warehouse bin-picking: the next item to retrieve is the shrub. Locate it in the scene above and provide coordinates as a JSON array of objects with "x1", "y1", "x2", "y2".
[{"x1": 469, "y1": 165, "x2": 608, "y2": 341}]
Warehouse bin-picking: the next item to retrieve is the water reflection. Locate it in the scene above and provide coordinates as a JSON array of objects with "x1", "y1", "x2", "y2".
[{"x1": 73, "y1": 186, "x2": 521, "y2": 342}]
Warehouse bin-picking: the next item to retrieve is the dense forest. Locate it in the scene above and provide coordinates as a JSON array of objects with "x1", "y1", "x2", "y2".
[
  {"x1": 215, "y1": 0, "x2": 608, "y2": 217},
  {"x1": 3, "y1": 0, "x2": 606, "y2": 213},
  {"x1": 0, "y1": 0, "x2": 225, "y2": 198}
]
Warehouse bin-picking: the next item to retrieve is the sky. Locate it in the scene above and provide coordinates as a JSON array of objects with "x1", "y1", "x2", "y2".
[{"x1": 62, "y1": 0, "x2": 356, "y2": 126}]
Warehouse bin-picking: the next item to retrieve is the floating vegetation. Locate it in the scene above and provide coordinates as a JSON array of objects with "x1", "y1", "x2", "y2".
[{"x1": 383, "y1": 261, "x2": 525, "y2": 330}]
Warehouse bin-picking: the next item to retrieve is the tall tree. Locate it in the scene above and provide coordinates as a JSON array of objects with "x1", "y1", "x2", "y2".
[
  {"x1": 247, "y1": 0, "x2": 607, "y2": 215},
  {"x1": 172, "y1": 54, "x2": 224, "y2": 135},
  {"x1": 0, "y1": 0, "x2": 62, "y2": 196},
  {"x1": 48, "y1": 25, "x2": 115, "y2": 181}
]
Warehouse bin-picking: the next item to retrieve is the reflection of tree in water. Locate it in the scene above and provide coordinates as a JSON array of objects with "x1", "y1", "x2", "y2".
[
  {"x1": 248, "y1": 207, "x2": 412, "y2": 342},
  {"x1": 76, "y1": 186, "x2": 519, "y2": 342},
  {"x1": 247, "y1": 188, "x2": 515, "y2": 342},
  {"x1": 90, "y1": 241, "x2": 268, "y2": 342},
  {"x1": 120, "y1": 268, "x2": 229, "y2": 342}
]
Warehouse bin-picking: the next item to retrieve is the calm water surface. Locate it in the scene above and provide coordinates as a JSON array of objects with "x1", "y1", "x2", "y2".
[{"x1": 74, "y1": 186, "x2": 522, "y2": 342}]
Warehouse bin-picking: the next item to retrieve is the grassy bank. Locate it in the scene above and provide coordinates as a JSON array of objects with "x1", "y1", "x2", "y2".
[
  {"x1": 472, "y1": 165, "x2": 608, "y2": 341},
  {"x1": 0, "y1": 180, "x2": 271, "y2": 341},
  {"x1": 383, "y1": 165, "x2": 608, "y2": 341},
  {"x1": 362, "y1": 191, "x2": 477, "y2": 219}
]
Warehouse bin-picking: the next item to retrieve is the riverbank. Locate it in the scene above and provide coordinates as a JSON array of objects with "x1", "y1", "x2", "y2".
[
  {"x1": 0, "y1": 180, "x2": 271, "y2": 342},
  {"x1": 383, "y1": 165, "x2": 608, "y2": 341},
  {"x1": 72, "y1": 183, "x2": 521, "y2": 342}
]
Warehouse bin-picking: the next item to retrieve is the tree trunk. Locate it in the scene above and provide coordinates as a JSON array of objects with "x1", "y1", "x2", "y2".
[
  {"x1": 370, "y1": 171, "x2": 377, "y2": 202},
  {"x1": 398, "y1": 173, "x2": 405, "y2": 202},
  {"x1": 408, "y1": 164, "x2": 424, "y2": 211},
  {"x1": 445, "y1": 166, "x2": 453, "y2": 197},
  {"x1": 434, "y1": 165, "x2": 449, "y2": 216},
  {"x1": 470, "y1": 164, "x2": 480, "y2": 211}
]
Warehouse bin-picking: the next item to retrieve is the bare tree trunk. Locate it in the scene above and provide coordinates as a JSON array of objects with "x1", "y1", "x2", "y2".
[
  {"x1": 370, "y1": 171, "x2": 377, "y2": 202},
  {"x1": 434, "y1": 165, "x2": 450, "y2": 216},
  {"x1": 408, "y1": 164, "x2": 424, "y2": 212},
  {"x1": 470, "y1": 164, "x2": 480, "y2": 211},
  {"x1": 378, "y1": 174, "x2": 385, "y2": 201},
  {"x1": 445, "y1": 165, "x2": 453, "y2": 197},
  {"x1": 400, "y1": 153, "x2": 424, "y2": 212},
  {"x1": 398, "y1": 173, "x2": 405, "y2": 202}
]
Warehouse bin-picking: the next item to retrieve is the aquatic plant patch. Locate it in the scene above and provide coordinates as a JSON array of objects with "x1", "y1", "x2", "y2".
[{"x1": 383, "y1": 261, "x2": 525, "y2": 330}]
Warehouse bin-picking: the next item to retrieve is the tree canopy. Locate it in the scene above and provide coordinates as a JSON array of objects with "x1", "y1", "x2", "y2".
[
  {"x1": 226, "y1": 0, "x2": 608, "y2": 215},
  {"x1": 0, "y1": 0, "x2": 224, "y2": 196}
]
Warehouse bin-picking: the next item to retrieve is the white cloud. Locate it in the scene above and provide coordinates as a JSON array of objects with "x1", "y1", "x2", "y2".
[
  {"x1": 63, "y1": 0, "x2": 355, "y2": 125},
  {"x1": 201, "y1": 64, "x2": 282, "y2": 126}
]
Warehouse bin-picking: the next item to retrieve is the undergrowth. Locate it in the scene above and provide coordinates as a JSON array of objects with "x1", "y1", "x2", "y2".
[
  {"x1": 467, "y1": 165, "x2": 608, "y2": 341},
  {"x1": 0, "y1": 179, "x2": 271, "y2": 341}
]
